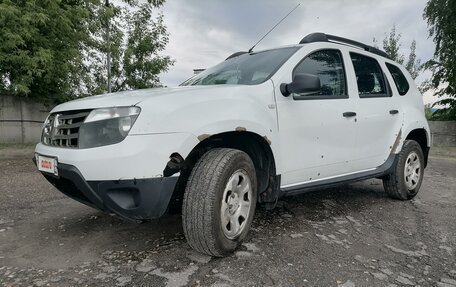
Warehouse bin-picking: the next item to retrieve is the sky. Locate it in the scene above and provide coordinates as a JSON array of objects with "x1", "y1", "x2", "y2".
[{"x1": 156, "y1": 0, "x2": 437, "y2": 104}]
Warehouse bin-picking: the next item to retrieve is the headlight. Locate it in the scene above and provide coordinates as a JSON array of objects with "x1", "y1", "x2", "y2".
[{"x1": 79, "y1": 106, "x2": 141, "y2": 149}]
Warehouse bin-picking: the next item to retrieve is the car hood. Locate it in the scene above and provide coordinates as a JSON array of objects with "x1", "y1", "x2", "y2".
[
  {"x1": 52, "y1": 85, "x2": 245, "y2": 112},
  {"x1": 50, "y1": 82, "x2": 277, "y2": 136}
]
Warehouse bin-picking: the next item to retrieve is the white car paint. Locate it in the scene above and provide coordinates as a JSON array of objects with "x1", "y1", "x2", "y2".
[
  {"x1": 35, "y1": 132, "x2": 197, "y2": 181},
  {"x1": 35, "y1": 41, "x2": 430, "y2": 189}
]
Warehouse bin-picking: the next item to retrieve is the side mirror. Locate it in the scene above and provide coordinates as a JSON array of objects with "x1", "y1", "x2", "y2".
[{"x1": 280, "y1": 73, "x2": 321, "y2": 97}]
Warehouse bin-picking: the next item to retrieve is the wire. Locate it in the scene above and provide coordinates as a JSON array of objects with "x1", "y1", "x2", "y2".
[{"x1": 248, "y1": 4, "x2": 301, "y2": 53}]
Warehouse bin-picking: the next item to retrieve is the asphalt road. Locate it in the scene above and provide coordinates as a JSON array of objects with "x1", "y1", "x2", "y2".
[{"x1": 0, "y1": 152, "x2": 455, "y2": 287}]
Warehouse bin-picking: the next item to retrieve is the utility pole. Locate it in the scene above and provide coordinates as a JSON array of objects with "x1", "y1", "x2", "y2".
[{"x1": 105, "y1": 0, "x2": 112, "y2": 93}]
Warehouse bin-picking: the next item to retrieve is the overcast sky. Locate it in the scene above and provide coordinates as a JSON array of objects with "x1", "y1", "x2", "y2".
[{"x1": 157, "y1": 0, "x2": 436, "y2": 103}]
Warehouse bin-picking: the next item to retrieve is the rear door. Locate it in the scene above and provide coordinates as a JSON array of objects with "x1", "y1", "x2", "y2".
[{"x1": 348, "y1": 52, "x2": 403, "y2": 171}]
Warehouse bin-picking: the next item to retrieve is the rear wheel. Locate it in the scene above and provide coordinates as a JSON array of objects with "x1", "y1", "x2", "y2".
[
  {"x1": 383, "y1": 140, "x2": 425, "y2": 200},
  {"x1": 182, "y1": 148, "x2": 257, "y2": 257}
]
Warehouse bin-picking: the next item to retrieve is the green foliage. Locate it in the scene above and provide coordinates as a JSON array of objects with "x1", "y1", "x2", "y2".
[
  {"x1": 376, "y1": 26, "x2": 422, "y2": 80},
  {"x1": 0, "y1": 0, "x2": 91, "y2": 103},
  {"x1": 405, "y1": 41, "x2": 422, "y2": 80},
  {"x1": 423, "y1": 0, "x2": 456, "y2": 120},
  {"x1": 382, "y1": 26, "x2": 405, "y2": 65},
  {"x1": 123, "y1": 5, "x2": 174, "y2": 90},
  {"x1": 83, "y1": 2, "x2": 125, "y2": 94},
  {"x1": 424, "y1": 104, "x2": 434, "y2": 120},
  {"x1": 122, "y1": 0, "x2": 165, "y2": 7},
  {"x1": 83, "y1": 0, "x2": 174, "y2": 94},
  {"x1": 0, "y1": 0, "x2": 173, "y2": 104},
  {"x1": 430, "y1": 98, "x2": 456, "y2": 120}
]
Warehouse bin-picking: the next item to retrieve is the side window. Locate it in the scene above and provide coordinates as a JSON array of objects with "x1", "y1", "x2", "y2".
[
  {"x1": 293, "y1": 49, "x2": 347, "y2": 97},
  {"x1": 350, "y1": 53, "x2": 389, "y2": 97},
  {"x1": 386, "y1": 63, "x2": 410, "y2": 95}
]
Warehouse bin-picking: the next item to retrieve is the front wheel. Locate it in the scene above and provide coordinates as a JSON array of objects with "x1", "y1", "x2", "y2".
[
  {"x1": 182, "y1": 148, "x2": 257, "y2": 257},
  {"x1": 383, "y1": 140, "x2": 425, "y2": 200}
]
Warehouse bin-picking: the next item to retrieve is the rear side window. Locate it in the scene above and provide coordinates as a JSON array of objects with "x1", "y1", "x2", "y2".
[
  {"x1": 293, "y1": 49, "x2": 347, "y2": 98},
  {"x1": 350, "y1": 53, "x2": 389, "y2": 98},
  {"x1": 386, "y1": 63, "x2": 410, "y2": 95}
]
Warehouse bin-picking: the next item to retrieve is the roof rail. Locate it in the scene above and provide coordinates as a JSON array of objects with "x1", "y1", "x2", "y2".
[{"x1": 299, "y1": 32, "x2": 389, "y2": 59}]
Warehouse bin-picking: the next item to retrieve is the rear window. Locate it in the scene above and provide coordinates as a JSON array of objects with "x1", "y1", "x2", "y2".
[
  {"x1": 386, "y1": 63, "x2": 410, "y2": 95},
  {"x1": 350, "y1": 53, "x2": 389, "y2": 98}
]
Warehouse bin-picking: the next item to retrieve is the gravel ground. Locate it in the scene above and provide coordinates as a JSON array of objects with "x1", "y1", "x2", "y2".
[{"x1": 0, "y1": 148, "x2": 455, "y2": 287}]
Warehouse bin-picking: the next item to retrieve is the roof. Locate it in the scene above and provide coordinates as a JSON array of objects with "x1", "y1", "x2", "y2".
[
  {"x1": 299, "y1": 32, "x2": 389, "y2": 58},
  {"x1": 225, "y1": 32, "x2": 390, "y2": 61}
]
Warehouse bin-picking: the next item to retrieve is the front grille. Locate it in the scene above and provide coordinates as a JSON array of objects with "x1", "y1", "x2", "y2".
[{"x1": 42, "y1": 110, "x2": 91, "y2": 148}]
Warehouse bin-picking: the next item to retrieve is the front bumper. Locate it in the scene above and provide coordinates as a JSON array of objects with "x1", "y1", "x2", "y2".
[
  {"x1": 34, "y1": 132, "x2": 197, "y2": 181},
  {"x1": 36, "y1": 160, "x2": 178, "y2": 222}
]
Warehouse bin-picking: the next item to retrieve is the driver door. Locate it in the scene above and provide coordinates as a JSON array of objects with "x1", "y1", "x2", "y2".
[{"x1": 275, "y1": 49, "x2": 358, "y2": 189}]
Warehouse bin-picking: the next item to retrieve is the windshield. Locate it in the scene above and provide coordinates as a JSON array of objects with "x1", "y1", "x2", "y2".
[{"x1": 181, "y1": 47, "x2": 299, "y2": 86}]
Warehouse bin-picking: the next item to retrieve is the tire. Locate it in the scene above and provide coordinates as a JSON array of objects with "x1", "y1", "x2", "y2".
[
  {"x1": 182, "y1": 148, "x2": 257, "y2": 257},
  {"x1": 383, "y1": 140, "x2": 425, "y2": 200}
]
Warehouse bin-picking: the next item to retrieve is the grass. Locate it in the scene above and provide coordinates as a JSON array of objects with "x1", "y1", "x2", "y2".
[
  {"x1": 429, "y1": 146, "x2": 456, "y2": 159},
  {"x1": 0, "y1": 143, "x2": 36, "y2": 150},
  {"x1": 0, "y1": 143, "x2": 36, "y2": 159}
]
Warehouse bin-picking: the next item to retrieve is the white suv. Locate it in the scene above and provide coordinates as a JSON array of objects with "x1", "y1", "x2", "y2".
[{"x1": 35, "y1": 33, "x2": 431, "y2": 256}]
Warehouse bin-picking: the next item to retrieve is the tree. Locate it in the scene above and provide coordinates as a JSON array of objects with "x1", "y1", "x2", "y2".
[
  {"x1": 423, "y1": 0, "x2": 456, "y2": 120},
  {"x1": 85, "y1": 0, "x2": 173, "y2": 94},
  {"x1": 122, "y1": 5, "x2": 174, "y2": 90},
  {"x1": 103, "y1": 0, "x2": 167, "y2": 93},
  {"x1": 405, "y1": 41, "x2": 422, "y2": 80},
  {"x1": 424, "y1": 104, "x2": 434, "y2": 120},
  {"x1": 0, "y1": 0, "x2": 173, "y2": 104},
  {"x1": 382, "y1": 26, "x2": 405, "y2": 65},
  {"x1": 83, "y1": 1, "x2": 125, "y2": 95},
  {"x1": 375, "y1": 26, "x2": 422, "y2": 80},
  {"x1": 0, "y1": 0, "x2": 90, "y2": 103}
]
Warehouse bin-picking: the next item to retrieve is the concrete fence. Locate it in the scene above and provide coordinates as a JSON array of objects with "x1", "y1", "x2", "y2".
[
  {"x1": 0, "y1": 95, "x2": 50, "y2": 144},
  {"x1": 428, "y1": 121, "x2": 456, "y2": 147},
  {"x1": 1, "y1": 94, "x2": 456, "y2": 146}
]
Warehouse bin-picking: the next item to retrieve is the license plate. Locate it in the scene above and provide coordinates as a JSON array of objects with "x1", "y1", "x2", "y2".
[{"x1": 36, "y1": 154, "x2": 58, "y2": 176}]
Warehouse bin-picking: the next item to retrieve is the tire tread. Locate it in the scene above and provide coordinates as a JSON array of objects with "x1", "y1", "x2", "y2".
[
  {"x1": 183, "y1": 148, "x2": 248, "y2": 256},
  {"x1": 383, "y1": 140, "x2": 424, "y2": 200}
]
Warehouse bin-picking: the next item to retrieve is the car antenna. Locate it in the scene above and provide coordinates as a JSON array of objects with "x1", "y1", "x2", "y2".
[{"x1": 248, "y1": 3, "x2": 300, "y2": 54}]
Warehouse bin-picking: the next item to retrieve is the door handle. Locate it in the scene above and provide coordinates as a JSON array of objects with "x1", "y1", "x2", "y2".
[
  {"x1": 343, "y1": 112, "x2": 357, "y2": 117},
  {"x1": 389, "y1": 109, "x2": 399, "y2": 115}
]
